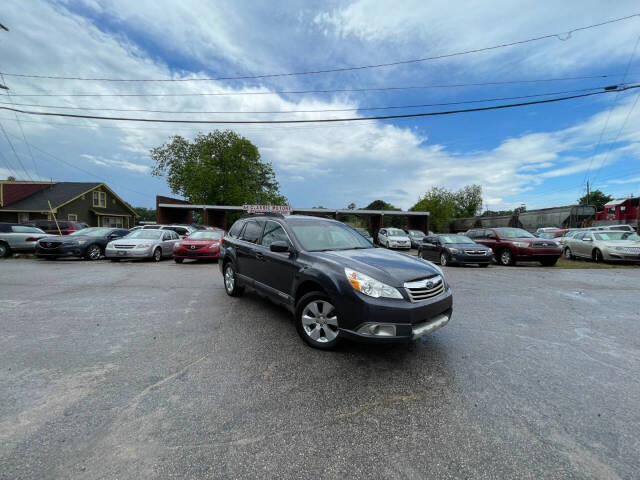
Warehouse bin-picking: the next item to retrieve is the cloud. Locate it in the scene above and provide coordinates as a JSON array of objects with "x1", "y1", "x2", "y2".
[{"x1": 0, "y1": 0, "x2": 639, "y2": 212}]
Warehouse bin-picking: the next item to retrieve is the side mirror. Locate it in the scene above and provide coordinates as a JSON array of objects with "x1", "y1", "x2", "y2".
[
  {"x1": 487, "y1": 234, "x2": 497, "y2": 240},
  {"x1": 270, "y1": 240, "x2": 290, "y2": 253}
]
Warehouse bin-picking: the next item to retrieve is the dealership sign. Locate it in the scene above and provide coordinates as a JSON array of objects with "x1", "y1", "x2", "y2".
[{"x1": 242, "y1": 204, "x2": 291, "y2": 215}]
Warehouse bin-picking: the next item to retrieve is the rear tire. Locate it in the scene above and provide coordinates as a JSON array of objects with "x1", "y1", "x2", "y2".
[
  {"x1": 295, "y1": 292, "x2": 341, "y2": 350},
  {"x1": 174, "y1": 258, "x2": 184, "y2": 264},
  {"x1": 223, "y1": 262, "x2": 244, "y2": 297},
  {"x1": 0, "y1": 242, "x2": 10, "y2": 258},
  {"x1": 498, "y1": 248, "x2": 515, "y2": 266}
]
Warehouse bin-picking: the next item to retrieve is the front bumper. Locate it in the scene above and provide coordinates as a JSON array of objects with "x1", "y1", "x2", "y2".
[
  {"x1": 338, "y1": 287, "x2": 453, "y2": 343},
  {"x1": 173, "y1": 247, "x2": 220, "y2": 259},
  {"x1": 105, "y1": 247, "x2": 153, "y2": 259},
  {"x1": 36, "y1": 244, "x2": 85, "y2": 258},
  {"x1": 388, "y1": 243, "x2": 411, "y2": 249},
  {"x1": 602, "y1": 249, "x2": 640, "y2": 262},
  {"x1": 449, "y1": 252, "x2": 493, "y2": 264},
  {"x1": 513, "y1": 246, "x2": 562, "y2": 260}
]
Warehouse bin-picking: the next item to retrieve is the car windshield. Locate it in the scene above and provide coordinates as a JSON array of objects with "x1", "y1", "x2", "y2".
[
  {"x1": 11, "y1": 225, "x2": 45, "y2": 233},
  {"x1": 408, "y1": 230, "x2": 425, "y2": 236},
  {"x1": 387, "y1": 228, "x2": 407, "y2": 237},
  {"x1": 594, "y1": 232, "x2": 639, "y2": 241},
  {"x1": 495, "y1": 228, "x2": 535, "y2": 238},
  {"x1": 538, "y1": 232, "x2": 559, "y2": 239},
  {"x1": 124, "y1": 230, "x2": 163, "y2": 239},
  {"x1": 440, "y1": 235, "x2": 474, "y2": 244},
  {"x1": 289, "y1": 220, "x2": 373, "y2": 251},
  {"x1": 189, "y1": 231, "x2": 222, "y2": 240},
  {"x1": 69, "y1": 227, "x2": 112, "y2": 237}
]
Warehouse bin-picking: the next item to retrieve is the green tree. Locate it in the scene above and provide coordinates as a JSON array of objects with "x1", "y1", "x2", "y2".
[
  {"x1": 454, "y1": 184, "x2": 482, "y2": 217},
  {"x1": 6, "y1": 176, "x2": 16, "y2": 181},
  {"x1": 363, "y1": 200, "x2": 405, "y2": 228},
  {"x1": 132, "y1": 206, "x2": 156, "y2": 222},
  {"x1": 151, "y1": 130, "x2": 287, "y2": 206},
  {"x1": 410, "y1": 187, "x2": 456, "y2": 232},
  {"x1": 577, "y1": 189, "x2": 612, "y2": 212}
]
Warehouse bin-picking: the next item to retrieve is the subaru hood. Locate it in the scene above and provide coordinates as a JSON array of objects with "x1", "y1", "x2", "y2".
[{"x1": 311, "y1": 247, "x2": 440, "y2": 286}]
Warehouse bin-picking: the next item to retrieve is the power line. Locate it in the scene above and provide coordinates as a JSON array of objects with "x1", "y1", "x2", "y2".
[
  {"x1": 0, "y1": 120, "x2": 33, "y2": 180},
  {"x1": 1, "y1": 85, "x2": 637, "y2": 124},
  {"x1": 1, "y1": 73, "x2": 39, "y2": 177},
  {"x1": 0, "y1": 86, "x2": 607, "y2": 115},
  {"x1": 3, "y1": 74, "x2": 630, "y2": 98},
  {"x1": 4, "y1": 131, "x2": 155, "y2": 200},
  {"x1": 2, "y1": 14, "x2": 639, "y2": 82},
  {"x1": 0, "y1": 148, "x2": 19, "y2": 178}
]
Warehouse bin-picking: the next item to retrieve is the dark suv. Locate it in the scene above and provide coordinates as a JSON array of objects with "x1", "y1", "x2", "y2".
[
  {"x1": 220, "y1": 214, "x2": 452, "y2": 349},
  {"x1": 466, "y1": 227, "x2": 562, "y2": 266}
]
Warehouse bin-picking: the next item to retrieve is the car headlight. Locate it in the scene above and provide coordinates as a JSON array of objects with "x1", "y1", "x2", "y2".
[
  {"x1": 512, "y1": 242, "x2": 529, "y2": 248},
  {"x1": 449, "y1": 248, "x2": 460, "y2": 254},
  {"x1": 344, "y1": 268, "x2": 403, "y2": 299},
  {"x1": 75, "y1": 240, "x2": 87, "y2": 245},
  {"x1": 174, "y1": 242, "x2": 182, "y2": 249},
  {"x1": 485, "y1": 249, "x2": 493, "y2": 255},
  {"x1": 209, "y1": 242, "x2": 220, "y2": 249},
  {"x1": 136, "y1": 243, "x2": 152, "y2": 249}
]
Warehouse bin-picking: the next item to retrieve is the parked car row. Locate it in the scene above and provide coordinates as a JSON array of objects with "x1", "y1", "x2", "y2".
[{"x1": 562, "y1": 230, "x2": 640, "y2": 263}]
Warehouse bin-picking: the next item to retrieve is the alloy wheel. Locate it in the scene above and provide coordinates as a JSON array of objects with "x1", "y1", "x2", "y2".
[
  {"x1": 301, "y1": 300, "x2": 338, "y2": 343},
  {"x1": 440, "y1": 253, "x2": 447, "y2": 266},
  {"x1": 224, "y1": 265, "x2": 235, "y2": 293},
  {"x1": 564, "y1": 247, "x2": 572, "y2": 259},
  {"x1": 0, "y1": 244, "x2": 7, "y2": 258},
  {"x1": 154, "y1": 248, "x2": 162, "y2": 262},
  {"x1": 500, "y1": 249, "x2": 513, "y2": 266},
  {"x1": 87, "y1": 245, "x2": 101, "y2": 260}
]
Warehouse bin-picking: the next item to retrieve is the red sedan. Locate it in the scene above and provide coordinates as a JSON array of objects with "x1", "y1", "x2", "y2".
[{"x1": 173, "y1": 229, "x2": 224, "y2": 263}]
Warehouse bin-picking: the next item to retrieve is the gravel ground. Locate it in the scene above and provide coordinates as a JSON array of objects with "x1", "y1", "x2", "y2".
[{"x1": 0, "y1": 257, "x2": 638, "y2": 479}]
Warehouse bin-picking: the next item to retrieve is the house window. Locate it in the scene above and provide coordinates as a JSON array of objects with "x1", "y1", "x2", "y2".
[
  {"x1": 18, "y1": 213, "x2": 29, "y2": 223},
  {"x1": 93, "y1": 191, "x2": 107, "y2": 208},
  {"x1": 68, "y1": 214, "x2": 78, "y2": 221},
  {"x1": 102, "y1": 216, "x2": 123, "y2": 228}
]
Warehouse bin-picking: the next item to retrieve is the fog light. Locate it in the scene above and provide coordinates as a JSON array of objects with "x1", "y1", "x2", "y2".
[{"x1": 357, "y1": 324, "x2": 396, "y2": 337}]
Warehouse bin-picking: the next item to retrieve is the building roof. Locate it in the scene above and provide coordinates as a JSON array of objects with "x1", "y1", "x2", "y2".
[{"x1": 0, "y1": 182, "x2": 100, "y2": 211}]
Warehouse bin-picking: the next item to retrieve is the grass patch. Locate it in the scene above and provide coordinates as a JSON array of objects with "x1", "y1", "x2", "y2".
[{"x1": 553, "y1": 257, "x2": 639, "y2": 269}]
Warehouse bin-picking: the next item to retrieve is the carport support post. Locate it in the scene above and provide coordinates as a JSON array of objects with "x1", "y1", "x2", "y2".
[{"x1": 368, "y1": 214, "x2": 382, "y2": 238}]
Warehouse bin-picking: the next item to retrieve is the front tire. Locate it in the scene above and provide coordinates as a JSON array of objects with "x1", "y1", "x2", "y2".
[
  {"x1": 295, "y1": 292, "x2": 341, "y2": 350},
  {"x1": 440, "y1": 252, "x2": 449, "y2": 266},
  {"x1": 152, "y1": 248, "x2": 162, "y2": 262},
  {"x1": 0, "y1": 242, "x2": 10, "y2": 258},
  {"x1": 85, "y1": 244, "x2": 102, "y2": 261},
  {"x1": 564, "y1": 247, "x2": 574, "y2": 260},
  {"x1": 498, "y1": 248, "x2": 515, "y2": 266},
  {"x1": 223, "y1": 262, "x2": 244, "y2": 297},
  {"x1": 593, "y1": 249, "x2": 604, "y2": 263}
]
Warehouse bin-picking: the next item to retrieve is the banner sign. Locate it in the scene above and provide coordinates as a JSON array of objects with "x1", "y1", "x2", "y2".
[{"x1": 242, "y1": 204, "x2": 291, "y2": 215}]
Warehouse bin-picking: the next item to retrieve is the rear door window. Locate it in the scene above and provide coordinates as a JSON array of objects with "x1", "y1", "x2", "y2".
[{"x1": 241, "y1": 221, "x2": 262, "y2": 244}]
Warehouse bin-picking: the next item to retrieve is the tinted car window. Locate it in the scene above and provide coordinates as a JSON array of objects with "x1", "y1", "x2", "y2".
[
  {"x1": 289, "y1": 220, "x2": 372, "y2": 251},
  {"x1": 241, "y1": 221, "x2": 262, "y2": 244},
  {"x1": 227, "y1": 221, "x2": 243, "y2": 238},
  {"x1": 261, "y1": 221, "x2": 289, "y2": 248}
]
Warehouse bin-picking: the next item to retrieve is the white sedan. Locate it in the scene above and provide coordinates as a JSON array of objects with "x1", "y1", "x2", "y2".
[{"x1": 377, "y1": 228, "x2": 411, "y2": 249}]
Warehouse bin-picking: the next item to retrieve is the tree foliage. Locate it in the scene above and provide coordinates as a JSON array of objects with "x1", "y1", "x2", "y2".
[
  {"x1": 577, "y1": 189, "x2": 612, "y2": 212},
  {"x1": 151, "y1": 130, "x2": 287, "y2": 206},
  {"x1": 411, "y1": 184, "x2": 483, "y2": 232},
  {"x1": 132, "y1": 206, "x2": 156, "y2": 222},
  {"x1": 363, "y1": 200, "x2": 405, "y2": 227}
]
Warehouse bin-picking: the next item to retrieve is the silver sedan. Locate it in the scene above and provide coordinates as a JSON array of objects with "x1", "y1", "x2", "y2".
[
  {"x1": 0, "y1": 223, "x2": 52, "y2": 257},
  {"x1": 105, "y1": 229, "x2": 180, "y2": 262},
  {"x1": 563, "y1": 230, "x2": 640, "y2": 263}
]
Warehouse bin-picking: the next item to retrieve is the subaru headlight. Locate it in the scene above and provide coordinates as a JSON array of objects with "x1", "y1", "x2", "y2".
[
  {"x1": 344, "y1": 268, "x2": 403, "y2": 299},
  {"x1": 449, "y1": 248, "x2": 460, "y2": 254},
  {"x1": 512, "y1": 241, "x2": 529, "y2": 248},
  {"x1": 136, "y1": 243, "x2": 152, "y2": 249}
]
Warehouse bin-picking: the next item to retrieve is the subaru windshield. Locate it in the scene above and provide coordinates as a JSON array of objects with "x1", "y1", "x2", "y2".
[{"x1": 289, "y1": 220, "x2": 373, "y2": 251}]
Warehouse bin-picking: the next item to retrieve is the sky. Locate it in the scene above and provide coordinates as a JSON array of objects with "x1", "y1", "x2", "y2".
[{"x1": 0, "y1": 0, "x2": 639, "y2": 211}]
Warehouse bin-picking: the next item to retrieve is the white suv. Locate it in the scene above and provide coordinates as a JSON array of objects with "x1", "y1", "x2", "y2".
[{"x1": 377, "y1": 228, "x2": 411, "y2": 249}]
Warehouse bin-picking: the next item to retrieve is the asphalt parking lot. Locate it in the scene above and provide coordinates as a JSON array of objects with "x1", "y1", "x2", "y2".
[{"x1": 1, "y1": 258, "x2": 639, "y2": 479}]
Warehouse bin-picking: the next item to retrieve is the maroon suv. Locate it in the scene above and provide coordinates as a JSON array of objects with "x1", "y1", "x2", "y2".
[
  {"x1": 466, "y1": 227, "x2": 562, "y2": 266},
  {"x1": 30, "y1": 219, "x2": 89, "y2": 235}
]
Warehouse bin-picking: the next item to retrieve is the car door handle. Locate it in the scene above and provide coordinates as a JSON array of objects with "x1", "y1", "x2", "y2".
[{"x1": 255, "y1": 252, "x2": 265, "y2": 260}]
